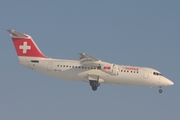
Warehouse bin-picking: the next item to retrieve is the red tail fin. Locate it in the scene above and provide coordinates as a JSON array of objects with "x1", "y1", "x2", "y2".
[{"x1": 8, "y1": 30, "x2": 46, "y2": 58}]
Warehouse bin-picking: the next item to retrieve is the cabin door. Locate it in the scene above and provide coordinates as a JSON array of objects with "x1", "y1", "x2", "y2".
[
  {"x1": 143, "y1": 70, "x2": 149, "y2": 79},
  {"x1": 47, "y1": 62, "x2": 53, "y2": 71}
]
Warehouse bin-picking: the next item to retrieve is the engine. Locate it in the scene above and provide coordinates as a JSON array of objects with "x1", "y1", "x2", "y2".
[{"x1": 100, "y1": 64, "x2": 119, "y2": 75}]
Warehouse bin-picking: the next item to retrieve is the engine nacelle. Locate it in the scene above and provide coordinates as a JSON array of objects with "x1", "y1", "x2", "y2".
[{"x1": 101, "y1": 64, "x2": 119, "y2": 75}]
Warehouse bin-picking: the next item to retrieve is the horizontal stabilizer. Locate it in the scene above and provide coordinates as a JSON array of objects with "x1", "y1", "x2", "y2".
[{"x1": 7, "y1": 30, "x2": 29, "y2": 38}]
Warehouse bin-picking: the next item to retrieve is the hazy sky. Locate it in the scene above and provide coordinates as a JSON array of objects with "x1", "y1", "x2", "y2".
[{"x1": 0, "y1": 1, "x2": 179, "y2": 120}]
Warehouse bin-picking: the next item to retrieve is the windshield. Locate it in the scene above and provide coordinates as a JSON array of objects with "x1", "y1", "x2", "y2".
[{"x1": 153, "y1": 72, "x2": 162, "y2": 76}]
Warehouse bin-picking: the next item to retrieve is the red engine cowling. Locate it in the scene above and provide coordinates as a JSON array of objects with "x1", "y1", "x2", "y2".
[{"x1": 101, "y1": 64, "x2": 119, "y2": 75}]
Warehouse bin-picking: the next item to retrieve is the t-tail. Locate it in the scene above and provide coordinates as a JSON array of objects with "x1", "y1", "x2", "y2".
[{"x1": 7, "y1": 30, "x2": 47, "y2": 68}]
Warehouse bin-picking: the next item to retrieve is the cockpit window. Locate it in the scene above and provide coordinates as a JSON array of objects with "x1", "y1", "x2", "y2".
[{"x1": 153, "y1": 72, "x2": 162, "y2": 76}]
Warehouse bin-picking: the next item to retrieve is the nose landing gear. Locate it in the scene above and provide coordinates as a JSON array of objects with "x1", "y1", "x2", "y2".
[{"x1": 159, "y1": 87, "x2": 163, "y2": 93}]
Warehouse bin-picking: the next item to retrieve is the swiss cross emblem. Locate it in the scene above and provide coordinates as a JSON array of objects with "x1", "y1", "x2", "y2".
[{"x1": 19, "y1": 42, "x2": 31, "y2": 53}]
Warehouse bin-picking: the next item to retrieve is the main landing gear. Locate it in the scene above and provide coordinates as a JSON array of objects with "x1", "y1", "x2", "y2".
[
  {"x1": 89, "y1": 80, "x2": 100, "y2": 91},
  {"x1": 159, "y1": 87, "x2": 163, "y2": 93}
]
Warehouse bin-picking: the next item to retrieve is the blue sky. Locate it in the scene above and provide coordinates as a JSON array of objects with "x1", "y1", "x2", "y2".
[{"x1": 0, "y1": 1, "x2": 179, "y2": 120}]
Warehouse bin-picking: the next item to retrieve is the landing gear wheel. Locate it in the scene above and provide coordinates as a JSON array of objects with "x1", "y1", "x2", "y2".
[
  {"x1": 159, "y1": 89, "x2": 162, "y2": 93},
  {"x1": 89, "y1": 80, "x2": 99, "y2": 91},
  {"x1": 92, "y1": 86, "x2": 97, "y2": 91}
]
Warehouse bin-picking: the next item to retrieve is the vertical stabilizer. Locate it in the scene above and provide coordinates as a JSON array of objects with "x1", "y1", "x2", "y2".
[{"x1": 7, "y1": 30, "x2": 46, "y2": 58}]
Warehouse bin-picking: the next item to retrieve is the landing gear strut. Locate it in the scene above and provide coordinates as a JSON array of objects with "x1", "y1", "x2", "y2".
[
  {"x1": 159, "y1": 87, "x2": 163, "y2": 93},
  {"x1": 89, "y1": 80, "x2": 100, "y2": 91}
]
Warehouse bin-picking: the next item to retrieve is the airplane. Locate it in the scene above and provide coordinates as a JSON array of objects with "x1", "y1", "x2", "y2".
[{"x1": 7, "y1": 30, "x2": 174, "y2": 93}]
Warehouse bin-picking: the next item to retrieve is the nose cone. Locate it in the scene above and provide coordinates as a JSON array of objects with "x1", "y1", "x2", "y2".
[
  {"x1": 162, "y1": 77, "x2": 174, "y2": 86},
  {"x1": 166, "y1": 79, "x2": 174, "y2": 86},
  {"x1": 168, "y1": 80, "x2": 174, "y2": 85}
]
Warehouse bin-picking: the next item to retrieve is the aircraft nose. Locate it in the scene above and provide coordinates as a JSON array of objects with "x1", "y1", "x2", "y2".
[
  {"x1": 168, "y1": 80, "x2": 174, "y2": 86},
  {"x1": 162, "y1": 77, "x2": 174, "y2": 86}
]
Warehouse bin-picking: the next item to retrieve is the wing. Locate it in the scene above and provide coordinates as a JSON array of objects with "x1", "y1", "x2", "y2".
[
  {"x1": 78, "y1": 53, "x2": 103, "y2": 66},
  {"x1": 78, "y1": 53, "x2": 119, "y2": 76}
]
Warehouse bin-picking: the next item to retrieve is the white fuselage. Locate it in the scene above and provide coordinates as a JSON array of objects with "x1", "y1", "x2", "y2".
[
  {"x1": 19, "y1": 57, "x2": 173, "y2": 88},
  {"x1": 7, "y1": 29, "x2": 174, "y2": 92}
]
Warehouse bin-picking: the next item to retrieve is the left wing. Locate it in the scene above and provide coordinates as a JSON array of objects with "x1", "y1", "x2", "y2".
[
  {"x1": 78, "y1": 53, "x2": 104, "y2": 66},
  {"x1": 78, "y1": 53, "x2": 119, "y2": 75}
]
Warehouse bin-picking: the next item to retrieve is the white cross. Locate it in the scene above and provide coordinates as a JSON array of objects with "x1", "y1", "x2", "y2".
[{"x1": 19, "y1": 42, "x2": 31, "y2": 53}]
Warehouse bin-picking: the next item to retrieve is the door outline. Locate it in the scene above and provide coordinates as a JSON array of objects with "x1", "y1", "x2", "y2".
[
  {"x1": 143, "y1": 70, "x2": 149, "y2": 79},
  {"x1": 47, "y1": 62, "x2": 53, "y2": 71}
]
